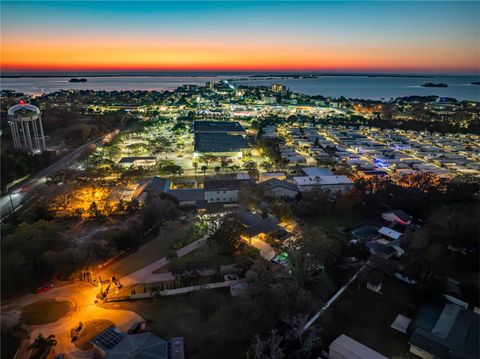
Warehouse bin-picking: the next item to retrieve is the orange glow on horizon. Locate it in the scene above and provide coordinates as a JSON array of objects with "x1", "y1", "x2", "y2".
[{"x1": 2, "y1": 36, "x2": 478, "y2": 73}]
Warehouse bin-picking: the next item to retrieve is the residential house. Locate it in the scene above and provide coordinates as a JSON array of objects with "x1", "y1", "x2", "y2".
[
  {"x1": 260, "y1": 178, "x2": 299, "y2": 199},
  {"x1": 366, "y1": 241, "x2": 397, "y2": 260},
  {"x1": 258, "y1": 172, "x2": 286, "y2": 182},
  {"x1": 408, "y1": 304, "x2": 479, "y2": 359},
  {"x1": 167, "y1": 189, "x2": 205, "y2": 207},
  {"x1": 91, "y1": 326, "x2": 177, "y2": 359},
  {"x1": 133, "y1": 177, "x2": 171, "y2": 203},
  {"x1": 293, "y1": 175, "x2": 353, "y2": 194},
  {"x1": 382, "y1": 210, "x2": 413, "y2": 225},
  {"x1": 329, "y1": 334, "x2": 388, "y2": 359},
  {"x1": 203, "y1": 178, "x2": 252, "y2": 203},
  {"x1": 235, "y1": 209, "x2": 281, "y2": 260},
  {"x1": 350, "y1": 225, "x2": 380, "y2": 241}
]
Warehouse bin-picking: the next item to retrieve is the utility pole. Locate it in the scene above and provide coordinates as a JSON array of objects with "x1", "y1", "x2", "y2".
[{"x1": 8, "y1": 194, "x2": 14, "y2": 213}]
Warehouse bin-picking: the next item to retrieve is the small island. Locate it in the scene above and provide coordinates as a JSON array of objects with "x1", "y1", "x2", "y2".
[
  {"x1": 471, "y1": 81, "x2": 480, "y2": 86},
  {"x1": 421, "y1": 82, "x2": 448, "y2": 88},
  {"x1": 68, "y1": 78, "x2": 87, "y2": 83}
]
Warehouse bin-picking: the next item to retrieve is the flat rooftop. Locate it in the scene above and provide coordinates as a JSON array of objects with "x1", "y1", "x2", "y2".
[
  {"x1": 194, "y1": 133, "x2": 250, "y2": 153},
  {"x1": 193, "y1": 120, "x2": 245, "y2": 133},
  {"x1": 204, "y1": 178, "x2": 252, "y2": 191},
  {"x1": 293, "y1": 175, "x2": 353, "y2": 186}
]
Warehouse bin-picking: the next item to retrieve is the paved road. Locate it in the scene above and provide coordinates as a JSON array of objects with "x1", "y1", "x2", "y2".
[
  {"x1": 1, "y1": 129, "x2": 121, "y2": 219},
  {"x1": 120, "y1": 235, "x2": 208, "y2": 286}
]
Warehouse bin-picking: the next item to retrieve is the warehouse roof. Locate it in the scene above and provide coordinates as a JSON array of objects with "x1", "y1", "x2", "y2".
[
  {"x1": 193, "y1": 120, "x2": 245, "y2": 133},
  {"x1": 194, "y1": 133, "x2": 249, "y2": 153}
]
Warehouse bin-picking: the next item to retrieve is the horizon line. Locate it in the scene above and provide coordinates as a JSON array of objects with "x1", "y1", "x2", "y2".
[{"x1": 2, "y1": 69, "x2": 478, "y2": 77}]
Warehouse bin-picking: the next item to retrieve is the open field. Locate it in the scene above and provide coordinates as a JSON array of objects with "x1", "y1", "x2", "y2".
[
  {"x1": 163, "y1": 247, "x2": 235, "y2": 273},
  {"x1": 102, "y1": 288, "x2": 251, "y2": 359},
  {"x1": 308, "y1": 213, "x2": 366, "y2": 234}
]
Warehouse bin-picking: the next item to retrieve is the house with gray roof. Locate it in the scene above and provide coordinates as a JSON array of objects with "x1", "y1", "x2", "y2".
[
  {"x1": 260, "y1": 178, "x2": 299, "y2": 199},
  {"x1": 408, "y1": 303, "x2": 479, "y2": 359},
  {"x1": 91, "y1": 326, "x2": 171, "y2": 359}
]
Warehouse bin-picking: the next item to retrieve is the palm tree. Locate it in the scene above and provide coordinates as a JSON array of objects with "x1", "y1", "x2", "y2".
[
  {"x1": 260, "y1": 161, "x2": 273, "y2": 172},
  {"x1": 29, "y1": 334, "x2": 57, "y2": 358},
  {"x1": 220, "y1": 158, "x2": 232, "y2": 172},
  {"x1": 243, "y1": 160, "x2": 257, "y2": 171},
  {"x1": 201, "y1": 165, "x2": 208, "y2": 178},
  {"x1": 199, "y1": 154, "x2": 215, "y2": 166},
  {"x1": 229, "y1": 164, "x2": 240, "y2": 172},
  {"x1": 193, "y1": 161, "x2": 198, "y2": 177}
]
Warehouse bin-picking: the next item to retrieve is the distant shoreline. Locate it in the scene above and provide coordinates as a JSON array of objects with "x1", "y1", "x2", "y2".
[{"x1": 0, "y1": 73, "x2": 455, "y2": 79}]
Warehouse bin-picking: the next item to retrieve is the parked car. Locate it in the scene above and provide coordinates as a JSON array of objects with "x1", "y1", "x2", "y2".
[
  {"x1": 35, "y1": 283, "x2": 53, "y2": 294},
  {"x1": 70, "y1": 321, "x2": 84, "y2": 342}
]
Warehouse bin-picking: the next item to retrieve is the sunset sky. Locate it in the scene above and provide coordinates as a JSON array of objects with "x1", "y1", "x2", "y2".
[{"x1": 1, "y1": 1, "x2": 479, "y2": 74}]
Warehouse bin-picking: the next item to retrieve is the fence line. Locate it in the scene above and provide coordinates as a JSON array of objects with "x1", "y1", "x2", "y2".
[{"x1": 106, "y1": 279, "x2": 240, "y2": 302}]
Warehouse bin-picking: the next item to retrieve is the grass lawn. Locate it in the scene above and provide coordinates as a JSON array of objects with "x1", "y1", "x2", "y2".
[
  {"x1": 21, "y1": 299, "x2": 72, "y2": 325},
  {"x1": 161, "y1": 247, "x2": 235, "y2": 273},
  {"x1": 319, "y1": 276, "x2": 420, "y2": 358},
  {"x1": 308, "y1": 212, "x2": 366, "y2": 234},
  {"x1": 102, "y1": 289, "x2": 251, "y2": 359},
  {"x1": 101, "y1": 222, "x2": 201, "y2": 278}
]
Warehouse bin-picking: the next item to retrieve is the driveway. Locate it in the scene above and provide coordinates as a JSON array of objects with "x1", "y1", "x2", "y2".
[
  {"x1": 2, "y1": 282, "x2": 140, "y2": 358},
  {"x1": 120, "y1": 235, "x2": 208, "y2": 286},
  {"x1": 249, "y1": 237, "x2": 276, "y2": 261}
]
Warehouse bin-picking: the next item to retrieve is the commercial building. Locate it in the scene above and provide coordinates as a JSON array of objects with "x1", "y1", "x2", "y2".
[
  {"x1": 192, "y1": 120, "x2": 250, "y2": 158},
  {"x1": 193, "y1": 133, "x2": 251, "y2": 158},
  {"x1": 193, "y1": 120, "x2": 245, "y2": 134},
  {"x1": 118, "y1": 156, "x2": 157, "y2": 168}
]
